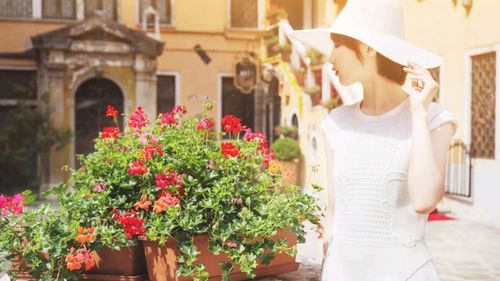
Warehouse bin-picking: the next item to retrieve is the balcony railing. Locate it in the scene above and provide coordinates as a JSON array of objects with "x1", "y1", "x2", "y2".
[{"x1": 445, "y1": 139, "x2": 472, "y2": 198}]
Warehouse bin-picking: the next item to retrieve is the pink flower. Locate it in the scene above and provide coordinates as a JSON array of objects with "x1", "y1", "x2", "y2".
[
  {"x1": 139, "y1": 132, "x2": 158, "y2": 145},
  {"x1": 0, "y1": 193, "x2": 25, "y2": 216},
  {"x1": 226, "y1": 241, "x2": 238, "y2": 248},
  {"x1": 153, "y1": 191, "x2": 180, "y2": 213},
  {"x1": 171, "y1": 105, "x2": 187, "y2": 115},
  {"x1": 128, "y1": 107, "x2": 149, "y2": 132},
  {"x1": 206, "y1": 159, "x2": 215, "y2": 170},
  {"x1": 161, "y1": 112, "x2": 177, "y2": 125},
  {"x1": 93, "y1": 183, "x2": 106, "y2": 192},
  {"x1": 0, "y1": 195, "x2": 8, "y2": 209},
  {"x1": 196, "y1": 118, "x2": 214, "y2": 131}
]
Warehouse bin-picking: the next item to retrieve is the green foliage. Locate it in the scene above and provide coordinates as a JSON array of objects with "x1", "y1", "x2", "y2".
[
  {"x1": 271, "y1": 138, "x2": 301, "y2": 161},
  {"x1": 274, "y1": 126, "x2": 298, "y2": 139},
  {"x1": 0, "y1": 93, "x2": 72, "y2": 194},
  {"x1": 2, "y1": 102, "x2": 322, "y2": 280},
  {"x1": 0, "y1": 200, "x2": 84, "y2": 280}
]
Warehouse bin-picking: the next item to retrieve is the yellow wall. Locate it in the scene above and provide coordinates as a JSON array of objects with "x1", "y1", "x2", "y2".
[{"x1": 402, "y1": 0, "x2": 500, "y2": 138}]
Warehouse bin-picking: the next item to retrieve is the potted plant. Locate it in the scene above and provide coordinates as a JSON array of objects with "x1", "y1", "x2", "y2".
[
  {"x1": 293, "y1": 67, "x2": 306, "y2": 87},
  {"x1": 322, "y1": 96, "x2": 342, "y2": 111},
  {"x1": 0, "y1": 190, "x2": 105, "y2": 281},
  {"x1": 270, "y1": 138, "x2": 301, "y2": 185},
  {"x1": 47, "y1": 102, "x2": 321, "y2": 281},
  {"x1": 303, "y1": 85, "x2": 322, "y2": 106},
  {"x1": 274, "y1": 126, "x2": 298, "y2": 140}
]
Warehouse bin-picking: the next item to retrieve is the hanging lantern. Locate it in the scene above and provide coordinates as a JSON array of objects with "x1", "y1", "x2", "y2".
[{"x1": 233, "y1": 52, "x2": 258, "y2": 94}]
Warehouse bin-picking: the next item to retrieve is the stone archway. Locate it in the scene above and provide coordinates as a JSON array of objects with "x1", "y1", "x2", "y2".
[{"x1": 75, "y1": 77, "x2": 123, "y2": 165}]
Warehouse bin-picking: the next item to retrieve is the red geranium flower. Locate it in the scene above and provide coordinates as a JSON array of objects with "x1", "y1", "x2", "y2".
[
  {"x1": 112, "y1": 210, "x2": 146, "y2": 240},
  {"x1": 128, "y1": 160, "x2": 148, "y2": 175},
  {"x1": 221, "y1": 142, "x2": 240, "y2": 158},
  {"x1": 221, "y1": 115, "x2": 243, "y2": 135},
  {"x1": 106, "y1": 105, "x2": 118, "y2": 117},
  {"x1": 155, "y1": 171, "x2": 184, "y2": 190},
  {"x1": 101, "y1": 127, "x2": 120, "y2": 139},
  {"x1": 142, "y1": 145, "x2": 164, "y2": 160}
]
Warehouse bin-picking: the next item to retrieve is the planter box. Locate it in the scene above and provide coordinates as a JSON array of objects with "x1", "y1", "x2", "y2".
[
  {"x1": 143, "y1": 231, "x2": 299, "y2": 281},
  {"x1": 81, "y1": 243, "x2": 148, "y2": 281}
]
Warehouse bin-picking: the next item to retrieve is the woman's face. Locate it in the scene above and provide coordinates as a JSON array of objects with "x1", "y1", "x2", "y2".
[{"x1": 329, "y1": 40, "x2": 370, "y2": 86}]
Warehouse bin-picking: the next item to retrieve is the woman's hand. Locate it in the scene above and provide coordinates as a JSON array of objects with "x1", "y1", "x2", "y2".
[{"x1": 402, "y1": 62, "x2": 439, "y2": 111}]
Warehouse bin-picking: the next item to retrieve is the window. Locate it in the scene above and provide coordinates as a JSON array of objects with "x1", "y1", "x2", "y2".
[
  {"x1": 230, "y1": 0, "x2": 258, "y2": 28},
  {"x1": 157, "y1": 75, "x2": 176, "y2": 114},
  {"x1": 0, "y1": 70, "x2": 37, "y2": 100},
  {"x1": 140, "y1": 0, "x2": 171, "y2": 25},
  {"x1": 42, "y1": 0, "x2": 76, "y2": 20},
  {"x1": 470, "y1": 52, "x2": 496, "y2": 159},
  {"x1": 0, "y1": 0, "x2": 32, "y2": 18},
  {"x1": 85, "y1": 0, "x2": 117, "y2": 20}
]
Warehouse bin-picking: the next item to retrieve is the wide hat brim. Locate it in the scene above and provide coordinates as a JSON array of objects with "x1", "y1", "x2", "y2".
[{"x1": 289, "y1": 26, "x2": 443, "y2": 69}]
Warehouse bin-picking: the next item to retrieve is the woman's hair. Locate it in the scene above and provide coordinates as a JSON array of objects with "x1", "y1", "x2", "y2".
[{"x1": 330, "y1": 33, "x2": 407, "y2": 85}]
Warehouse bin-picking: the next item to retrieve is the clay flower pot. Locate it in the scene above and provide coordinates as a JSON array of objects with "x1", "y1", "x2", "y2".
[
  {"x1": 143, "y1": 231, "x2": 299, "y2": 281},
  {"x1": 80, "y1": 243, "x2": 148, "y2": 281}
]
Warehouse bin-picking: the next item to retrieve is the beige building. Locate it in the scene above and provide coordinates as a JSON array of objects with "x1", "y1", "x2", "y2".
[{"x1": 0, "y1": 0, "x2": 284, "y2": 193}]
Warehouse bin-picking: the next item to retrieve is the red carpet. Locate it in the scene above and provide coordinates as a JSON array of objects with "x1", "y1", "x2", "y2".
[{"x1": 427, "y1": 209, "x2": 456, "y2": 221}]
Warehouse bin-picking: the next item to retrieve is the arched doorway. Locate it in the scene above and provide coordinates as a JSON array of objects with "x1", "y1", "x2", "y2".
[{"x1": 75, "y1": 78, "x2": 124, "y2": 165}]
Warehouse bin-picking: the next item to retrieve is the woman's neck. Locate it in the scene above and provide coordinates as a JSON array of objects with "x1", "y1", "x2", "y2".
[{"x1": 360, "y1": 75, "x2": 408, "y2": 116}]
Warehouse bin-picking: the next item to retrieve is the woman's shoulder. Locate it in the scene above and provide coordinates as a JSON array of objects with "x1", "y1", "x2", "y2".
[
  {"x1": 325, "y1": 103, "x2": 358, "y2": 123},
  {"x1": 426, "y1": 102, "x2": 458, "y2": 132}
]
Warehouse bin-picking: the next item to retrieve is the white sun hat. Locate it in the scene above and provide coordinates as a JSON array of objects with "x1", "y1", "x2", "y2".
[{"x1": 289, "y1": 0, "x2": 443, "y2": 69}]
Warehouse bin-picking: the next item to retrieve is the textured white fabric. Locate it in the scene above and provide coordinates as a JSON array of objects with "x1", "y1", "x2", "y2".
[{"x1": 320, "y1": 98, "x2": 456, "y2": 281}]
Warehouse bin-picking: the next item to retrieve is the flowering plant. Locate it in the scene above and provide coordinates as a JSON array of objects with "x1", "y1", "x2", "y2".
[
  {"x1": 48, "y1": 102, "x2": 321, "y2": 280},
  {"x1": 0, "y1": 191, "x2": 99, "y2": 280}
]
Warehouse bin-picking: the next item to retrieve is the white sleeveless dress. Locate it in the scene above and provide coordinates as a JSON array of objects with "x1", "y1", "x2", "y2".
[{"x1": 320, "y1": 98, "x2": 457, "y2": 281}]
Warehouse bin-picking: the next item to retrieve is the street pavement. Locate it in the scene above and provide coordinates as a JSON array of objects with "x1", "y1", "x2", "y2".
[{"x1": 257, "y1": 217, "x2": 500, "y2": 281}]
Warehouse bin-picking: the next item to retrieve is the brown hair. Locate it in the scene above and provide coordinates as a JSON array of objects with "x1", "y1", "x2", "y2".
[{"x1": 330, "y1": 33, "x2": 407, "y2": 85}]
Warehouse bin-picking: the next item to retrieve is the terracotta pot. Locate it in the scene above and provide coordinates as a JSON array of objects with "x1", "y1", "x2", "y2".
[
  {"x1": 143, "y1": 231, "x2": 299, "y2": 281},
  {"x1": 10, "y1": 252, "x2": 48, "y2": 281},
  {"x1": 81, "y1": 243, "x2": 148, "y2": 281}
]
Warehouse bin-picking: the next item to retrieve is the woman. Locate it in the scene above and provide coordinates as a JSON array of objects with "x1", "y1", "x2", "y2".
[{"x1": 290, "y1": 0, "x2": 457, "y2": 280}]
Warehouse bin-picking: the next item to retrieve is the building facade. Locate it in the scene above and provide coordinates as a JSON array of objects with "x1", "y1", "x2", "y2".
[{"x1": 0, "y1": 0, "x2": 325, "y2": 195}]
